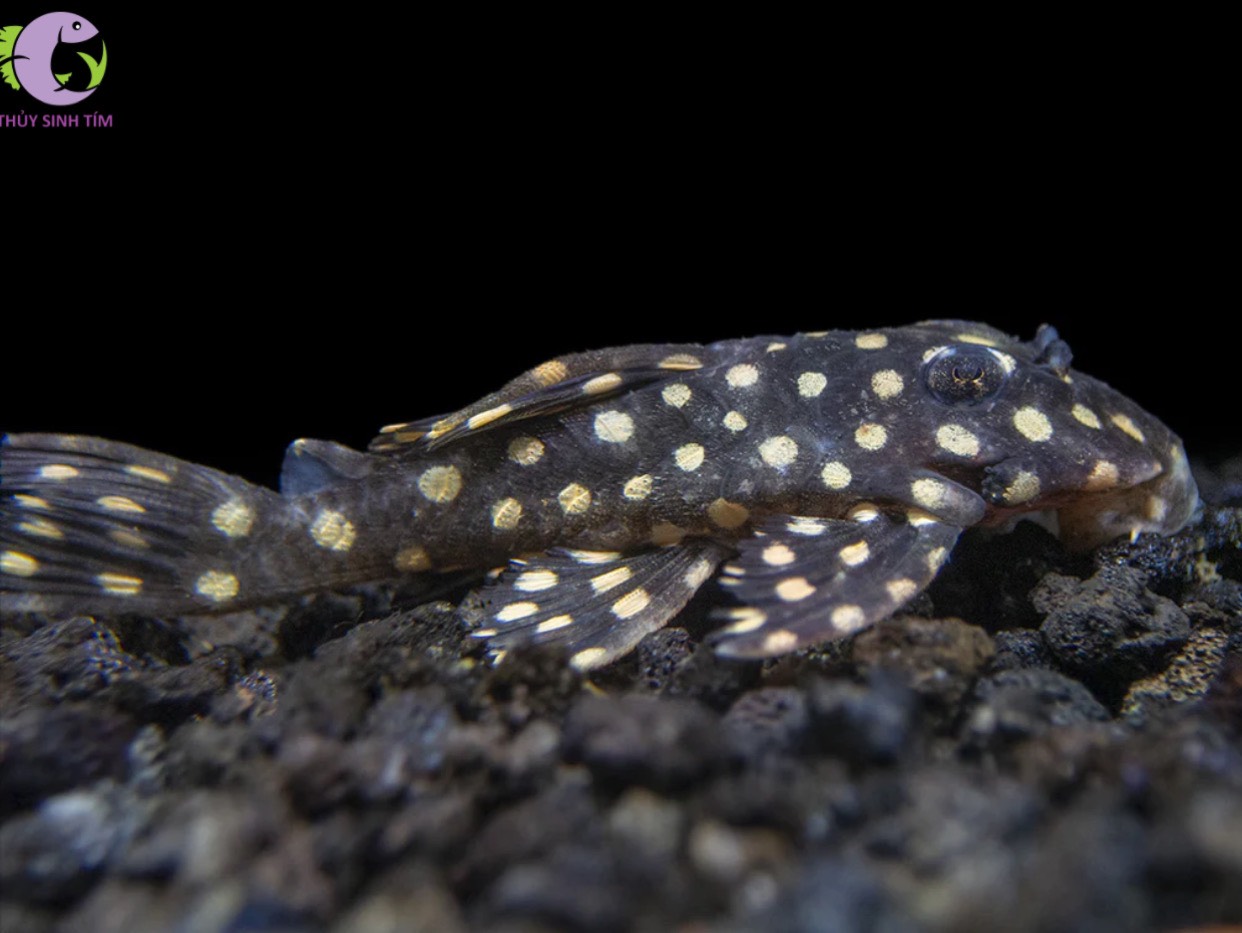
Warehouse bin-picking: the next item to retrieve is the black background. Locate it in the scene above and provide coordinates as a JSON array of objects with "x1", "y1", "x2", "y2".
[{"x1": 5, "y1": 8, "x2": 1236, "y2": 485}]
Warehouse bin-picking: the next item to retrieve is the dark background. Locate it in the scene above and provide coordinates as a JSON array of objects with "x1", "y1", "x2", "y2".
[{"x1": 6, "y1": 9, "x2": 1235, "y2": 484}]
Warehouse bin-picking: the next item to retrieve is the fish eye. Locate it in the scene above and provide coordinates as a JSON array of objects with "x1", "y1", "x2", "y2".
[
  {"x1": 924, "y1": 346, "x2": 1007, "y2": 405},
  {"x1": 72, "y1": 21, "x2": 82, "y2": 30}
]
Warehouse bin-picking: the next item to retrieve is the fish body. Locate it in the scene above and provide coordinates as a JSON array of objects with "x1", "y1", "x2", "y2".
[
  {"x1": 1, "y1": 13, "x2": 104, "y2": 105},
  {"x1": 0, "y1": 321, "x2": 1199, "y2": 669}
]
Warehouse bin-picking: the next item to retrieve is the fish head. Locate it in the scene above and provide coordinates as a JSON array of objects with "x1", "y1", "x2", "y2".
[
  {"x1": 56, "y1": 14, "x2": 100, "y2": 44},
  {"x1": 898, "y1": 320, "x2": 1198, "y2": 551}
]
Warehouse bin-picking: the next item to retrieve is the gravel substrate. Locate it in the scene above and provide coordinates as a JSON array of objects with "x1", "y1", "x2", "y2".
[{"x1": 2, "y1": 459, "x2": 1239, "y2": 932}]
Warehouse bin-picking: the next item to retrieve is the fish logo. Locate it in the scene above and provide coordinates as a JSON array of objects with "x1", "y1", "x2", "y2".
[{"x1": 1, "y1": 12, "x2": 106, "y2": 106}]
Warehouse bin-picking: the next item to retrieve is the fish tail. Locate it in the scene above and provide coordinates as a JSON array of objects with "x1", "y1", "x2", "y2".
[{"x1": 1, "y1": 433, "x2": 315, "y2": 617}]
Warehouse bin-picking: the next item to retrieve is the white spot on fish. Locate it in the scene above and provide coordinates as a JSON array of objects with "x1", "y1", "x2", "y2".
[
  {"x1": 18, "y1": 518, "x2": 62, "y2": 540},
  {"x1": 936, "y1": 424, "x2": 980, "y2": 458},
  {"x1": 726, "y1": 364, "x2": 759, "y2": 388},
  {"x1": 394, "y1": 546, "x2": 432, "y2": 572},
  {"x1": 683, "y1": 558, "x2": 715, "y2": 588},
  {"x1": 536, "y1": 615, "x2": 574, "y2": 633},
  {"x1": 623, "y1": 474, "x2": 653, "y2": 500},
  {"x1": 508, "y1": 436, "x2": 545, "y2": 466},
  {"x1": 1, "y1": 550, "x2": 39, "y2": 577},
  {"x1": 1085, "y1": 460, "x2": 1120, "y2": 490},
  {"x1": 762, "y1": 543, "x2": 796, "y2": 566},
  {"x1": 125, "y1": 464, "x2": 173, "y2": 483},
  {"x1": 787, "y1": 517, "x2": 826, "y2": 536},
  {"x1": 662, "y1": 383, "x2": 692, "y2": 408},
  {"x1": 798, "y1": 372, "x2": 827, "y2": 398},
  {"x1": 98, "y1": 496, "x2": 145, "y2": 514},
  {"x1": 759, "y1": 435, "x2": 798, "y2": 468},
  {"x1": 855, "y1": 423, "x2": 888, "y2": 450},
  {"x1": 570, "y1": 647, "x2": 609, "y2": 670},
  {"x1": 1004, "y1": 470, "x2": 1041, "y2": 504},
  {"x1": 583, "y1": 373, "x2": 623, "y2": 395},
  {"x1": 468, "y1": 404, "x2": 514, "y2": 430},
  {"x1": 1111, "y1": 413, "x2": 1145, "y2": 443},
  {"x1": 856, "y1": 333, "x2": 887, "y2": 349},
  {"x1": 775, "y1": 577, "x2": 816, "y2": 602},
  {"x1": 591, "y1": 565, "x2": 634, "y2": 594},
  {"x1": 492, "y1": 497, "x2": 523, "y2": 530},
  {"x1": 886, "y1": 578, "x2": 918, "y2": 603},
  {"x1": 516, "y1": 569, "x2": 560, "y2": 592},
  {"x1": 831, "y1": 604, "x2": 867, "y2": 631},
  {"x1": 612, "y1": 587, "x2": 652, "y2": 619},
  {"x1": 594, "y1": 410, "x2": 635, "y2": 444},
  {"x1": 497, "y1": 601, "x2": 539, "y2": 622},
  {"x1": 911, "y1": 478, "x2": 949, "y2": 511},
  {"x1": 311, "y1": 510, "x2": 356, "y2": 552},
  {"x1": 39, "y1": 464, "x2": 78, "y2": 480},
  {"x1": 761, "y1": 630, "x2": 799, "y2": 653},
  {"x1": 1013, "y1": 407, "x2": 1053, "y2": 442},
  {"x1": 419, "y1": 465, "x2": 463, "y2": 503},
  {"x1": 839, "y1": 540, "x2": 870, "y2": 566},
  {"x1": 97, "y1": 572, "x2": 144, "y2": 595},
  {"x1": 533, "y1": 360, "x2": 570, "y2": 385},
  {"x1": 659, "y1": 353, "x2": 703, "y2": 371},
  {"x1": 558, "y1": 483, "x2": 592, "y2": 515},
  {"x1": 718, "y1": 607, "x2": 768, "y2": 634},
  {"x1": 674, "y1": 443, "x2": 706, "y2": 472},
  {"x1": 212, "y1": 500, "x2": 255, "y2": 538},
  {"x1": 195, "y1": 570, "x2": 238, "y2": 602},
  {"x1": 870, "y1": 370, "x2": 904, "y2": 399},
  {"x1": 821, "y1": 461, "x2": 852, "y2": 490}
]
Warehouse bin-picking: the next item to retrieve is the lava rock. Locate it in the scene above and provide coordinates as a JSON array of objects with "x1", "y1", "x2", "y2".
[
  {"x1": 0, "y1": 706, "x2": 136, "y2": 816},
  {"x1": 806, "y1": 673, "x2": 917, "y2": 765},
  {"x1": 962, "y1": 668, "x2": 1111, "y2": 752},
  {"x1": 1033, "y1": 566, "x2": 1191, "y2": 702},
  {"x1": 850, "y1": 616, "x2": 995, "y2": 722},
  {"x1": 723, "y1": 687, "x2": 810, "y2": 758},
  {"x1": 730, "y1": 854, "x2": 918, "y2": 933},
  {"x1": 990, "y1": 629, "x2": 1054, "y2": 671},
  {"x1": 562, "y1": 694, "x2": 732, "y2": 789},
  {"x1": 0, "y1": 783, "x2": 147, "y2": 904}
]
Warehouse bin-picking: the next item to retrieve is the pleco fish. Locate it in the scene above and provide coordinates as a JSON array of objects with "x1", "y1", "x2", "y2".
[{"x1": 1, "y1": 321, "x2": 1200, "y2": 670}]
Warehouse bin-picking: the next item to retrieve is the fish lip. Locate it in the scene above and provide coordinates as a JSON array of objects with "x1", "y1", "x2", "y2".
[{"x1": 1054, "y1": 455, "x2": 1199, "y2": 552}]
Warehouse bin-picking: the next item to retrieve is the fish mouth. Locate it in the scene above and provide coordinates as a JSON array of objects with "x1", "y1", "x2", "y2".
[{"x1": 1056, "y1": 448, "x2": 1199, "y2": 552}]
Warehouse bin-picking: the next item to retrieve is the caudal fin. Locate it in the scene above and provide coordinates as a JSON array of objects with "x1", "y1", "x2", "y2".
[{"x1": 1, "y1": 433, "x2": 296, "y2": 616}]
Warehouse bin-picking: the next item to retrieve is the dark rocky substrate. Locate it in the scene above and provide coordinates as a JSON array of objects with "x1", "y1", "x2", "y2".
[{"x1": 2, "y1": 461, "x2": 1240, "y2": 933}]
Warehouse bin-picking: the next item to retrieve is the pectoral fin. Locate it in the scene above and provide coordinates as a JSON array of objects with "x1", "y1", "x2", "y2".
[
  {"x1": 709, "y1": 510, "x2": 963, "y2": 659},
  {"x1": 474, "y1": 540, "x2": 730, "y2": 670}
]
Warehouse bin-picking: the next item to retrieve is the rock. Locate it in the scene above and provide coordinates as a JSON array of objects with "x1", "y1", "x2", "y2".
[
  {"x1": 963, "y1": 669, "x2": 1111, "y2": 752},
  {"x1": 1033, "y1": 566, "x2": 1191, "y2": 701},
  {"x1": 562, "y1": 694, "x2": 731, "y2": 789},
  {"x1": 850, "y1": 616, "x2": 995, "y2": 722}
]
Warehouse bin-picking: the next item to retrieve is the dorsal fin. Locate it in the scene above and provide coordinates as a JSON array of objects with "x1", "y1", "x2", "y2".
[
  {"x1": 369, "y1": 342, "x2": 709, "y2": 454},
  {"x1": 279, "y1": 439, "x2": 374, "y2": 496}
]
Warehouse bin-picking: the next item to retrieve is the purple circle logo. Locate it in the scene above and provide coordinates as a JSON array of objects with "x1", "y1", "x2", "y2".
[{"x1": 1, "y1": 12, "x2": 107, "y2": 106}]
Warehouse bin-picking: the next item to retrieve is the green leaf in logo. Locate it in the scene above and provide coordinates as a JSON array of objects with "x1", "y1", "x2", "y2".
[
  {"x1": 0, "y1": 24, "x2": 24, "y2": 91},
  {"x1": 78, "y1": 40, "x2": 106, "y2": 90}
]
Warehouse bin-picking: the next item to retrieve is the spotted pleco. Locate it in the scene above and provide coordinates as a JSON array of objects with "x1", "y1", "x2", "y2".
[{"x1": 1, "y1": 321, "x2": 1200, "y2": 669}]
